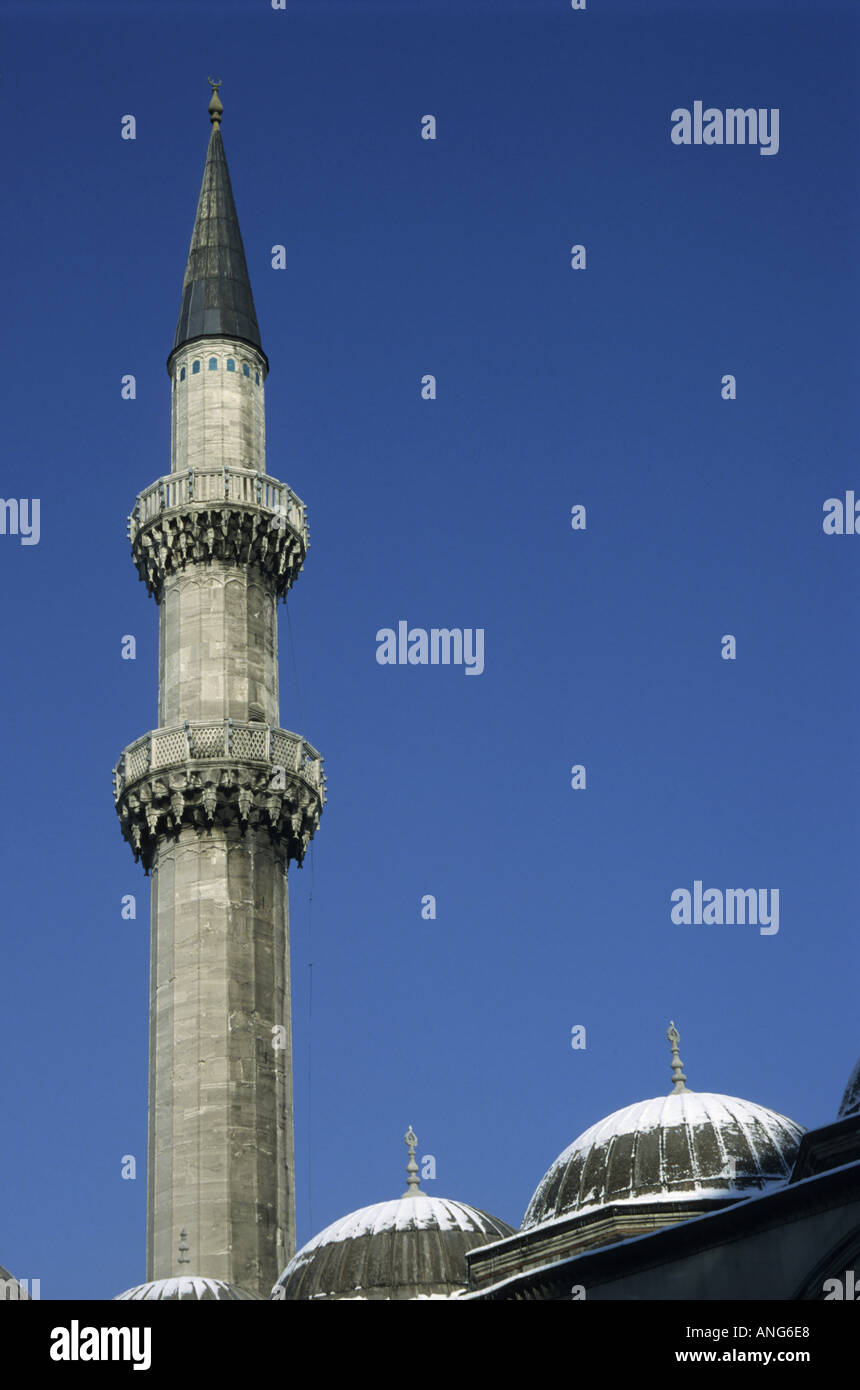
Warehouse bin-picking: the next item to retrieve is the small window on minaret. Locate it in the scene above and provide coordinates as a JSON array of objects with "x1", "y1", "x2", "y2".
[
  {"x1": 179, "y1": 367, "x2": 186, "y2": 382},
  {"x1": 209, "y1": 357, "x2": 218, "y2": 371},
  {"x1": 192, "y1": 361, "x2": 200, "y2": 375},
  {"x1": 242, "y1": 363, "x2": 250, "y2": 378},
  {"x1": 255, "y1": 371, "x2": 260, "y2": 385},
  {"x1": 227, "y1": 358, "x2": 235, "y2": 372}
]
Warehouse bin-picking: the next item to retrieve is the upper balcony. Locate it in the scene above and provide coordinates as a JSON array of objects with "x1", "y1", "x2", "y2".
[{"x1": 128, "y1": 466, "x2": 309, "y2": 601}]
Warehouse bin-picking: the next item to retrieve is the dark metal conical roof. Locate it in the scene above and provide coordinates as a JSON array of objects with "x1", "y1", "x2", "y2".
[{"x1": 171, "y1": 92, "x2": 265, "y2": 364}]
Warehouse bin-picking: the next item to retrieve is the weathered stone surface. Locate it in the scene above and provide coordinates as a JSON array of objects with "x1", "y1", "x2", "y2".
[
  {"x1": 157, "y1": 566, "x2": 281, "y2": 725},
  {"x1": 169, "y1": 341, "x2": 267, "y2": 472},
  {"x1": 146, "y1": 826, "x2": 294, "y2": 1294}
]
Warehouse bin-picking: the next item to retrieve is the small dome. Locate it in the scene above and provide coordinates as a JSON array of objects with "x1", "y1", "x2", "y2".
[
  {"x1": 272, "y1": 1194, "x2": 514, "y2": 1301},
  {"x1": 524, "y1": 1090, "x2": 804, "y2": 1229},
  {"x1": 839, "y1": 1059, "x2": 860, "y2": 1119},
  {"x1": 115, "y1": 1276, "x2": 260, "y2": 1301},
  {"x1": 274, "y1": 1128, "x2": 514, "y2": 1300}
]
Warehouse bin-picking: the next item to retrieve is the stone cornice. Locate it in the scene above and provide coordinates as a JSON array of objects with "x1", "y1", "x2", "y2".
[
  {"x1": 128, "y1": 468, "x2": 308, "y2": 601},
  {"x1": 465, "y1": 1197, "x2": 733, "y2": 1296},
  {"x1": 114, "y1": 720, "x2": 325, "y2": 871}
]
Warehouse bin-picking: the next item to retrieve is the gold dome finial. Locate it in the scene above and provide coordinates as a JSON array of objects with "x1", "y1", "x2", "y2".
[
  {"x1": 667, "y1": 1021, "x2": 688, "y2": 1093},
  {"x1": 207, "y1": 78, "x2": 223, "y2": 125},
  {"x1": 402, "y1": 1125, "x2": 421, "y2": 1197}
]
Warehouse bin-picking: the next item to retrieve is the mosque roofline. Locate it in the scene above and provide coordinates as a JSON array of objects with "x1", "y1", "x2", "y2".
[{"x1": 463, "y1": 1156, "x2": 860, "y2": 1301}]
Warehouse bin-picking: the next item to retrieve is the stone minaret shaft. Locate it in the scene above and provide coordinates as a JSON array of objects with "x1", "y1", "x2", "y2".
[{"x1": 114, "y1": 87, "x2": 324, "y2": 1299}]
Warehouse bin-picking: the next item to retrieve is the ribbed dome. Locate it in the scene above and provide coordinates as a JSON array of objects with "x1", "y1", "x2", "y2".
[
  {"x1": 115, "y1": 1276, "x2": 260, "y2": 1301},
  {"x1": 524, "y1": 1091, "x2": 804, "y2": 1230},
  {"x1": 839, "y1": 1059, "x2": 860, "y2": 1119},
  {"x1": 272, "y1": 1195, "x2": 514, "y2": 1301}
]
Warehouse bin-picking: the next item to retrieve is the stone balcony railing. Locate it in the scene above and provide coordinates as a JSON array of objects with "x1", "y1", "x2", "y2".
[
  {"x1": 128, "y1": 467, "x2": 309, "y2": 601},
  {"x1": 114, "y1": 719, "x2": 325, "y2": 870},
  {"x1": 129, "y1": 467, "x2": 307, "y2": 539}
]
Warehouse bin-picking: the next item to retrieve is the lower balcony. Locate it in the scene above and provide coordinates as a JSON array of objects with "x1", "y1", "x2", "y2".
[{"x1": 113, "y1": 719, "x2": 325, "y2": 870}]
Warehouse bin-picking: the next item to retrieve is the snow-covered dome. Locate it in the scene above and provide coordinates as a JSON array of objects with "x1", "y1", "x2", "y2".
[
  {"x1": 838, "y1": 1058, "x2": 860, "y2": 1119},
  {"x1": 524, "y1": 1026, "x2": 804, "y2": 1231},
  {"x1": 271, "y1": 1129, "x2": 514, "y2": 1300},
  {"x1": 115, "y1": 1276, "x2": 260, "y2": 1301},
  {"x1": 272, "y1": 1194, "x2": 513, "y2": 1301}
]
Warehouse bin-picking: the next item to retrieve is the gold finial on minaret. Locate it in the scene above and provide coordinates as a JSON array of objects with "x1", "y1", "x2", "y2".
[
  {"x1": 667, "y1": 1021, "x2": 688, "y2": 1093},
  {"x1": 207, "y1": 78, "x2": 223, "y2": 125},
  {"x1": 402, "y1": 1126, "x2": 421, "y2": 1198}
]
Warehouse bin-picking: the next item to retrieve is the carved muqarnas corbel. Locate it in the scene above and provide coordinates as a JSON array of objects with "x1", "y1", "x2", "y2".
[
  {"x1": 133, "y1": 504, "x2": 305, "y2": 601},
  {"x1": 116, "y1": 761, "x2": 322, "y2": 872}
]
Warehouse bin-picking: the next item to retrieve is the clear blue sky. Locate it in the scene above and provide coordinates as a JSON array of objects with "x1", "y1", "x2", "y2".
[{"x1": 1, "y1": 0, "x2": 858, "y2": 1299}]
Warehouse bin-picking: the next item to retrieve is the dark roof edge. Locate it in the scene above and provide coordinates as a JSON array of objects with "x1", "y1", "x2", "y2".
[{"x1": 464, "y1": 1158, "x2": 860, "y2": 1301}]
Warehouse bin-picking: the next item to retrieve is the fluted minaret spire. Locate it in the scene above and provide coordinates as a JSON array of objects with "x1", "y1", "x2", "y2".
[{"x1": 171, "y1": 81, "x2": 264, "y2": 362}]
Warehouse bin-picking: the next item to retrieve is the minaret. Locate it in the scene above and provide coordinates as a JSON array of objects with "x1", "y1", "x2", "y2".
[{"x1": 113, "y1": 82, "x2": 324, "y2": 1298}]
